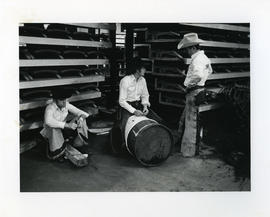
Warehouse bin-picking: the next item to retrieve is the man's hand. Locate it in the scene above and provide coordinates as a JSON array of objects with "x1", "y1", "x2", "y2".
[
  {"x1": 134, "y1": 110, "x2": 144, "y2": 116},
  {"x1": 176, "y1": 84, "x2": 187, "y2": 93},
  {"x1": 65, "y1": 122, "x2": 78, "y2": 130},
  {"x1": 80, "y1": 114, "x2": 89, "y2": 119},
  {"x1": 142, "y1": 105, "x2": 149, "y2": 116},
  {"x1": 77, "y1": 116, "x2": 84, "y2": 128}
]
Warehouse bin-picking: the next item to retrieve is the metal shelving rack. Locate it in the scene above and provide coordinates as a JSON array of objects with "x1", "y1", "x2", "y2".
[{"x1": 19, "y1": 23, "x2": 116, "y2": 153}]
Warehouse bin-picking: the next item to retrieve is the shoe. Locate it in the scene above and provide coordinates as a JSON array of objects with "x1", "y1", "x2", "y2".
[{"x1": 57, "y1": 155, "x2": 65, "y2": 163}]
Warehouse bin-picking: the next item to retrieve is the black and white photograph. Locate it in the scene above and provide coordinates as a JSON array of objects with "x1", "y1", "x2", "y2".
[
  {"x1": 19, "y1": 23, "x2": 250, "y2": 192},
  {"x1": 1, "y1": 1, "x2": 270, "y2": 217}
]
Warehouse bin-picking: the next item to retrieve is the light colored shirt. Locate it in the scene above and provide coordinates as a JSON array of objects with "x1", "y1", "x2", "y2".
[
  {"x1": 184, "y1": 50, "x2": 213, "y2": 87},
  {"x1": 43, "y1": 101, "x2": 89, "y2": 129},
  {"x1": 119, "y1": 75, "x2": 150, "y2": 114}
]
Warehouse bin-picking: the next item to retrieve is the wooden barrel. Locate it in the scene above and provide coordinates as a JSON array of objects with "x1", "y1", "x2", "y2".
[{"x1": 124, "y1": 115, "x2": 173, "y2": 166}]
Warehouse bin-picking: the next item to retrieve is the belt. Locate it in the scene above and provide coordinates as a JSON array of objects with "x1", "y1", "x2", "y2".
[
  {"x1": 186, "y1": 85, "x2": 205, "y2": 93},
  {"x1": 127, "y1": 100, "x2": 141, "y2": 109}
]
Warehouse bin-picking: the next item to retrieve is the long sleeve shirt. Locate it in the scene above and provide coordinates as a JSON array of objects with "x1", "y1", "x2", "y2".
[
  {"x1": 184, "y1": 50, "x2": 213, "y2": 88},
  {"x1": 119, "y1": 74, "x2": 150, "y2": 114},
  {"x1": 43, "y1": 101, "x2": 89, "y2": 129}
]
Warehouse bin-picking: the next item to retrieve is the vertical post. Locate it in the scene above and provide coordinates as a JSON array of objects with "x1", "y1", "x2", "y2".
[
  {"x1": 108, "y1": 24, "x2": 117, "y2": 109},
  {"x1": 125, "y1": 24, "x2": 134, "y2": 73}
]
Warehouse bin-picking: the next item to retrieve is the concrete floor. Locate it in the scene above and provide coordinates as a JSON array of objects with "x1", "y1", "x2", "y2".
[{"x1": 20, "y1": 134, "x2": 250, "y2": 192}]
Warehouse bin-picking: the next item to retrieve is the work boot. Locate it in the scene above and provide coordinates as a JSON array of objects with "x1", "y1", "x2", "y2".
[{"x1": 57, "y1": 155, "x2": 66, "y2": 163}]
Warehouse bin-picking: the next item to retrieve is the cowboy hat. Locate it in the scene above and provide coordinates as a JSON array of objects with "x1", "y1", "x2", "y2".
[{"x1": 177, "y1": 33, "x2": 204, "y2": 49}]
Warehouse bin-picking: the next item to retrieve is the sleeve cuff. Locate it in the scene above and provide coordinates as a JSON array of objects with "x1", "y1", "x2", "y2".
[
  {"x1": 60, "y1": 122, "x2": 66, "y2": 129},
  {"x1": 129, "y1": 107, "x2": 136, "y2": 114},
  {"x1": 141, "y1": 101, "x2": 150, "y2": 107},
  {"x1": 80, "y1": 113, "x2": 89, "y2": 118}
]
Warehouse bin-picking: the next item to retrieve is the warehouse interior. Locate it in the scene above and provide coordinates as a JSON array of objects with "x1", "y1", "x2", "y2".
[{"x1": 19, "y1": 23, "x2": 250, "y2": 191}]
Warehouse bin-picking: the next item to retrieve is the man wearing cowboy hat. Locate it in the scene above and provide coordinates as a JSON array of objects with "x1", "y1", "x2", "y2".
[
  {"x1": 40, "y1": 88, "x2": 90, "y2": 162},
  {"x1": 177, "y1": 33, "x2": 213, "y2": 157}
]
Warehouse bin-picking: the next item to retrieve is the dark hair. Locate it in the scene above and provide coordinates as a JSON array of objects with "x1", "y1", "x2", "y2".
[
  {"x1": 52, "y1": 88, "x2": 72, "y2": 100},
  {"x1": 127, "y1": 57, "x2": 145, "y2": 75},
  {"x1": 192, "y1": 44, "x2": 201, "y2": 50}
]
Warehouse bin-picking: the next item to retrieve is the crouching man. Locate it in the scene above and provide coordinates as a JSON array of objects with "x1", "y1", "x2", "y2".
[{"x1": 40, "y1": 88, "x2": 90, "y2": 162}]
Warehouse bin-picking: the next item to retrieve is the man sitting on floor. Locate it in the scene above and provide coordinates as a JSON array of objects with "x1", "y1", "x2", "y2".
[{"x1": 40, "y1": 88, "x2": 90, "y2": 162}]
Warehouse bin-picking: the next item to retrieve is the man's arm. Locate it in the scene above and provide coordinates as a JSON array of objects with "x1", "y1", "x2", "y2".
[
  {"x1": 184, "y1": 74, "x2": 202, "y2": 87},
  {"x1": 141, "y1": 79, "x2": 150, "y2": 115},
  {"x1": 184, "y1": 59, "x2": 205, "y2": 87},
  {"x1": 119, "y1": 78, "x2": 137, "y2": 114},
  {"x1": 44, "y1": 106, "x2": 66, "y2": 129},
  {"x1": 141, "y1": 78, "x2": 150, "y2": 107},
  {"x1": 67, "y1": 102, "x2": 89, "y2": 118}
]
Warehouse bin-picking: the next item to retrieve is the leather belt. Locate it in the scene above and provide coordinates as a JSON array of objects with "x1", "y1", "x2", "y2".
[
  {"x1": 186, "y1": 85, "x2": 205, "y2": 94},
  {"x1": 127, "y1": 100, "x2": 141, "y2": 110}
]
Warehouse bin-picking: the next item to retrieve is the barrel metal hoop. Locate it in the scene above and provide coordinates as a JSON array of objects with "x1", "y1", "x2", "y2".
[
  {"x1": 133, "y1": 123, "x2": 174, "y2": 166},
  {"x1": 132, "y1": 122, "x2": 156, "y2": 137},
  {"x1": 125, "y1": 139, "x2": 134, "y2": 156},
  {"x1": 126, "y1": 121, "x2": 157, "y2": 157}
]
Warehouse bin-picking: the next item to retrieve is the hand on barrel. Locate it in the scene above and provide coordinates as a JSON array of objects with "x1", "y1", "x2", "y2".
[
  {"x1": 134, "y1": 110, "x2": 144, "y2": 116},
  {"x1": 134, "y1": 106, "x2": 149, "y2": 117},
  {"x1": 142, "y1": 105, "x2": 149, "y2": 116}
]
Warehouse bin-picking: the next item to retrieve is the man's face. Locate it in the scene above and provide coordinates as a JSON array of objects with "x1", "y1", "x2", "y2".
[
  {"x1": 138, "y1": 67, "x2": 146, "y2": 77},
  {"x1": 186, "y1": 46, "x2": 198, "y2": 57},
  {"x1": 55, "y1": 99, "x2": 67, "y2": 109},
  {"x1": 186, "y1": 47, "x2": 193, "y2": 57}
]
